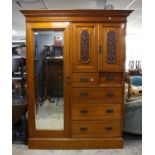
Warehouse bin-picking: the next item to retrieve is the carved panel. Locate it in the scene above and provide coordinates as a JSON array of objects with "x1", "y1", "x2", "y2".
[
  {"x1": 106, "y1": 31, "x2": 117, "y2": 64},
  {"x1": 80, "y1": 30, "x2": 90, "y2": 63}
]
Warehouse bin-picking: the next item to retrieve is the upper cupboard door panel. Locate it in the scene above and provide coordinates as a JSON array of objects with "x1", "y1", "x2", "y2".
[
  {"x1": 99, "y1": 23, "x2": 125, "y2": 72},
  {"x1": 72, "y1": 23, "x2": 98, "y2": 72}
]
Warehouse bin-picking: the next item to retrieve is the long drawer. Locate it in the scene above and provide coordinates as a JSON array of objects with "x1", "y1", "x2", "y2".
[
  {"x1": 72, "y1": 87, "x2": 123, "y2": 102},
  {"x1": 72, "y1": 73, "x2": 97, "y2": 87},
  {"x1": 72, "y1": 104, "x2": 121, "y2": 121},
  {"x1": 72, "y1": 121, "x2": 121, "y2": 138}
]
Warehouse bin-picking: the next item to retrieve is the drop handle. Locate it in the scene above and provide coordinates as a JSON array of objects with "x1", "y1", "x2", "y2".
[
  {"x1": 80, "y1": 91, "x2": 88, "y2": 97},
  {"x1": 106, "y1": 91, "x2": 114, "y2": 97},
  {"x1": 80, "y1": 77, "x2": 89, "y2": 83},
  {"x1": 80, "y1": 127, "x2": 88, "y2": 131},
  {"x1": 80, "y1": 109, "x2": 88, "y2": 114},
  {"x1": 105, "y1": 127, "x2": 113, "y2": 131},
  {"x1": 106, "y1": 109, "x2": 114, "y2": 113},
  {"x1": 105, "y1": 75, "x2": 114, "y2": 81}
]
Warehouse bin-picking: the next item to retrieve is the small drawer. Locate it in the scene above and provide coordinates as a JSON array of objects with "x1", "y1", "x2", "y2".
[
  {"x1": 72, "y1": 104, "x2": 121, "y2": 121},
  {"x1": 72, "y1": 73, "x2": 97, "y2": 87},
  {"x1": 72, "y1": 121, "x2": 121, "y2": 138},
  {"x1": 99, "y1": 72, "x2": 123, "y2": 85},
  {"x1": 72, "y1": 87, "x2": 123, "y2": 103}
]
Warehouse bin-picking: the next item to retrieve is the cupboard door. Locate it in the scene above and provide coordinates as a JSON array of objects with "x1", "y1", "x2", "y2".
[
  {"x1": 26, "y1": 22, "x2": 70, "y2": 138},
  {"x1": 99, "y1": 23, "x2": 125, "y2": 72},
  {"x1": 72, "y1": 23, "x2": 98, "y2": 72}
]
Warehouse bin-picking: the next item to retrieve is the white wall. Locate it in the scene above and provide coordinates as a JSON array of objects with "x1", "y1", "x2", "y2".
[{"x1": 126, "y1": 25, "x2": 142, "y2": 69}]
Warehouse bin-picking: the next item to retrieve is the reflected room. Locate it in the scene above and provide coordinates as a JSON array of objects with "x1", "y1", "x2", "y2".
[{"x1": 34, "y1": 31, "x2": 64, "y2": 130}]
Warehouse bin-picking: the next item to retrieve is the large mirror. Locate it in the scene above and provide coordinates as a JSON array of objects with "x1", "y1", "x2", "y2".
[{"x1": 34, "y1": 30, "x2": 64, "y2": 130}]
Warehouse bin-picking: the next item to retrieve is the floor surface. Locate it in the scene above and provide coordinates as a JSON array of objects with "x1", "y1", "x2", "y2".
[{"x1": 12, "y1": 134, "x2": 142, "y2": 155}]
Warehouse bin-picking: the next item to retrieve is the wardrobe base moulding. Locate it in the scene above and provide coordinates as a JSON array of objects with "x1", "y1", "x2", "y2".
[{"x1": 28, "y1": 137, "x2": 123, "y2": 149}]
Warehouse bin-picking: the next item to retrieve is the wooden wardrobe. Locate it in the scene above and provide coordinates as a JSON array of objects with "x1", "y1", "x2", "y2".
[{"x1": 21, "y1": 10, "x2": 132, "y2": 149}]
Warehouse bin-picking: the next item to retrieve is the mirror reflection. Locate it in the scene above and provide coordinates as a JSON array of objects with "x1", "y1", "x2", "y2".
[{"x1": 34, "y1": 31, "x2": 64, "y2": 130}]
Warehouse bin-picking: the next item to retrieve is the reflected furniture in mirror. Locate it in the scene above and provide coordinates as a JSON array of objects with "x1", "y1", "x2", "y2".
[
  {"x1": 44, "y1": 45, "x2": 63, "y2": 105},
  {"x1": 21, "y1": 10, "x2": 132, "y2": 149},
  {"x1": 33, "y1": 31, "x2": 65, "y2": 130}
]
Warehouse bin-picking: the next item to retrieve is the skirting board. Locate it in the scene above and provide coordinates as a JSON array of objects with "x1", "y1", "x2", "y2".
[{"x1": 28, "y1": 137, "x2": 123, "y2": 149}]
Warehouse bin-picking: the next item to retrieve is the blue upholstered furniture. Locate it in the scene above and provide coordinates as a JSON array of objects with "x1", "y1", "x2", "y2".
[
  {"x1": 130, "y1": 76, "x2": 142, "y2": 86},
  {"x1": 124, "y1": 98, "x2": 142, "y2": 134},
  {"x1": 124, "y1": 75, "x2": 142, "y2": 134}
]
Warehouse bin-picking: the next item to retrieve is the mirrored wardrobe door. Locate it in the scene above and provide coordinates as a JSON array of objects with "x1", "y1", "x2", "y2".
[{"x1": 33, "y1": 30, "x2": 65, "y2": 130}]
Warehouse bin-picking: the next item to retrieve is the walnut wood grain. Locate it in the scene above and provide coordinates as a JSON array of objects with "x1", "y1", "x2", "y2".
[
  {"x1": 72, "y1": 121, "x2": 121, "y2": 138},
  {"x1": 21, "y1": 9, "x2": 132, "y2": 149},
  {"x1": 72, "y1": 104, "x2": 122, "y2": 121},
  {"x1": 72, "y1": 73, "x2": 97, "y2": 87}
]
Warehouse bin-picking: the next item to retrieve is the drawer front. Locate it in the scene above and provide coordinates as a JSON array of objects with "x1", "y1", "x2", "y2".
[
  {"x1": 72, "y1": 87, "x2": 123, "y2": 102},
  {"x1": 99, "y1": 72, "x2": 123, "y2": 85},
  {"x1": 72, "y1": 104, "x2": 121, "y2": 120},
  {"x1": 72, "y1": 73, "x2": 97, "y2": 87},
  {"x1": 72, "y1": 121, "x2": 121, "y2": 138}
]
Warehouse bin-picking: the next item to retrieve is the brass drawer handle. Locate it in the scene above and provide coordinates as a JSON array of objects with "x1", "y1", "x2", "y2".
[
  {"x1": 80, "y1": 77, "x2": 89, "y2": 83},
  {"x1": 105, "y1": 127, "x2": 113, "y2": 131},
  {"x1": 80, "y1": 109, "x2": 88, "y2": 114},
  {"x1": 106, "y1": 92, "x2": 114, "y2": 97},
  {"x1": 80, "y1": 91, "x2": 88, "y2": 97},
  {"x1": 106, "y1": 109, "x2": 114, "y2": 113},
  {"x1": 80, "y1": 127, "x2": 88, "y2": 131},
  {"x1": 105, "y1": 75, "x2": 114, "y2": 81}
]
